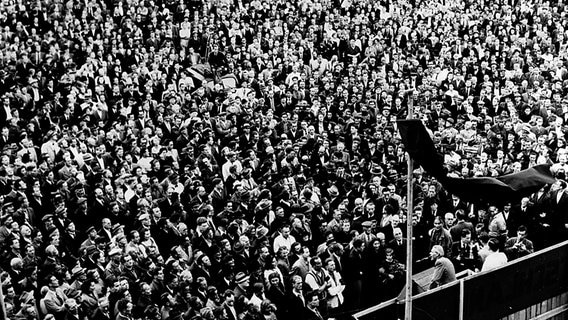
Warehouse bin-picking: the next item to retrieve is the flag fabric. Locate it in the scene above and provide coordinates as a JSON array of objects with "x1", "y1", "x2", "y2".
[
  {"x1": 443, "y1": 165, "x2": 556, "y2": 203},
  {"x1": 397, "y1": 119, "x2": 447, "y2": 178},
  {"x1": 397, "y1": 119, "x2": 556, "y2": 203}
]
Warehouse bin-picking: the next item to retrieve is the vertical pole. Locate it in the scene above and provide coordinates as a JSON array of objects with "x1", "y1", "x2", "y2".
[
  {"x1": 404, "y1": 93, "x2": 414, "y2": 320},
  {"x1": 459, "y1": 279, "x2": 465, "y2": 320},
  {"x1": 0, "y1": 278, "x2": 6, "y2": 320}
]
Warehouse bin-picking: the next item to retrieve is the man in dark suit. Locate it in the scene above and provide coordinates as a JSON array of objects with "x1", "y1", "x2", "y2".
[
  {"x1": 305, "y1": 291, "x2": 325, "y2": 320},
  {"x1": 287, "y1": 122, "x2": 305, "y2": 141},
  {"x1": 90, "y1": 103, "x2": 109, "y2": 126},
  {"x1": 449, "y1": 229, "x2": 480, "y2": 272},
  {"x1": 376, "y1": 188, "x2": 400, "y2": 219},
  {"x1": 448, "y1": 194, "x2": 468, "y2": 215},
  {"x1": 209, "y1": 177, "x2": 227, "y2": 213},
  {"x1": 342, "y1": 238, "x2": 365, "y2": 309},
  {"x1": 222, "y1": 290, "x2": 238, "y2": 320},
  {"x1": 91, "y1": 145, "x2": 113, "y2": 173},
  {"x1": 159, "y1": 116, "x2": 174, "y2": 140},
  {"x1": 92, "y1": 297, "x2": 112, "y2": 320},
  {"x1": 0, "y1": 96, "x2": 12, "y2": 128},
  {"x1": 450, "y1": 209, "x2": 474, "y2": 242},
  {"x1": 238, "y1": 123, "x2": 253, "y2": 151},
  {"x1": 97, "y1": 218, "x2": 113, "y2": 244},
  {"x1": 192, "y1": 254, "x2": 213, "y2": 285},
  {"x1": 318, "y1": 242, "x2": 344, "y2": 274},
  {"x1": 53, "y1": 205, "x2": 71, "y2": 233},
  {"x1": 508, "y1": 197, "x2": 533, "y2": 237},
  {"x1": 387, "y1": 227, "x2": 407, "y2": 263},
  {"x1": 90, "y1": 187, "x2": 109, "y2": 220},
  {"x1": 380, "y1": 213, "x2": 405, "y2": 243},
  {"x1": 287, "y1": 275, "x2": 308, "y2": 319},
  {"x1": 550, "y1": 181, "x2": 568, "y2": 243}
]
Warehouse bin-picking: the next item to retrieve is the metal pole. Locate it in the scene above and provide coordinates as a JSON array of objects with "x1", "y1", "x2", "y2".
[
  {"x1": 0, "y1": 277, "x2": 6, "y2": 320},
  {"x1": 404, "y1": 93, "x2": 414, "y2": 320},
  {"x1": 459, "y1": 279, "x2": 465, "y2": 320}
]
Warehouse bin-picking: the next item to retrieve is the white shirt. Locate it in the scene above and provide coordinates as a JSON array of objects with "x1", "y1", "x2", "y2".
[
  {"x1": 249, "y1": 293, "x2": 265, "y2": 309},
  {"x1": 4, "y1": 105, "x2": 12, "y2": 121},
  {"x1": 481, "y1": 252, "x2": 508, "y2": 272},
  {"x1": 179, "y1": 27, "x2": 190, "y2": 39},
  {"x1": 273, "y1": 234, "x2": 296, "y2": 253},
  {"x1": 124, "y1": 188, "x2": 136, "y2": 202},
  {"x1": 325, "y1": 269, "x2": 345, "y2": 308},
  {"x1": 305, "y1": 269, "x2": 326, "y2": 292},
  {"x1": 221, "y1": 160, "x2": 242, "y2": 181}
]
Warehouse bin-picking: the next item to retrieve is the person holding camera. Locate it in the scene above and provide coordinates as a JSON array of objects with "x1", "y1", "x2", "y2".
[{"x1": 504, "y1": 225, "x2": 534, "y2": 261}]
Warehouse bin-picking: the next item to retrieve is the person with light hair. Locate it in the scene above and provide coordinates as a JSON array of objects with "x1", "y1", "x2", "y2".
[{"x1": 429, "y1": 245, "x2": 456, "y2": 289}]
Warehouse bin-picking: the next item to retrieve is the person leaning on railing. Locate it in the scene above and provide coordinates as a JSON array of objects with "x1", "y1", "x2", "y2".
[{"x1": 429, "y1": 245, "x2": 457, "y2": 290}]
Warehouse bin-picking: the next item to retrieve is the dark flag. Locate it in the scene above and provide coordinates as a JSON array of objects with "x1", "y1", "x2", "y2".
[
  {"x1": 443, "y1": 165, "x2": 556, "y2": 203},
  {"x1": 397, "y1": 119, "x2": 446, "y2": 178},
  {"x1": 397, "y1": 119, "x2": 556, "y2": 203}
]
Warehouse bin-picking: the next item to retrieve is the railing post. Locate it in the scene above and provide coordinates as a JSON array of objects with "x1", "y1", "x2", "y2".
[{"x1": 459, "y1": 279, "x2": 465, "y2": 320}]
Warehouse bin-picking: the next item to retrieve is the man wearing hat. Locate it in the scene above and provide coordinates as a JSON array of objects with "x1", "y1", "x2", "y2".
[
  {"x1": 105, "y1": 248, "x2": 122, "y2": 285},
  {"x1": 137, "y1": 213, "x2": 151, "y2": 234},
  {"x1": 327, "y1": 185, "x2": 342, "y2": 210},
  {"x1": 41, "y1": 214, "x2": 56, "y2": 235},
  {"x1": 233, "y1": 272, "x2": 250, "y2": 299},
  {"x1": 359, "y1": 221, "x2": 377, "y2": 246},
  {"x1": 80, "y1": 226, "x2": 98, "y2": 252},
  {"x1": 72, "y1": 197, "x2": 92, "y2": 233},
  {"x1": 70, "y1": 265, "x2": 87, "y2": 292},
  {"x1": 40, "y1": 129, "x2": 60, "y2": 162},
  {"x1": 239, "y1": 122, "x2": 253, "y2": 150},
  {"x1": 53, "y1": 203, "x2": 71, "y2": 233},
  {"x1": 429, "y1": 245, "x2": 456, "y2": 289}
]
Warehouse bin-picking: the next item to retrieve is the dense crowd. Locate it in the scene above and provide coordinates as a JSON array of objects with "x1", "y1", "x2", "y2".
[{"x1": 1, "y1": 0, "x2": 568, "y2": 319}]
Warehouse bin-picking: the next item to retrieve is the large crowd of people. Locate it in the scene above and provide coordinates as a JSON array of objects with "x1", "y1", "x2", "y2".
[{"x1": 1, "y1": 0, "x2": 568, "y2": 319}]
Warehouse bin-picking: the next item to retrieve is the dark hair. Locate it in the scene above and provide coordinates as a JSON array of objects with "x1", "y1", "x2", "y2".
[
  {"x1": 223, "y1": 289, "x2": 234, "y2": 299},
  {"x1": 263, "y1": 255, "x2": 276, "y2": 269},
  {"x1": 253, "y1": 282, "x2": 264, "y2": 294},
  {"x1": 478, "y1": 232, "x2": 490, "y2": 243},
  {"x1": 309, "y1": 256, "x2": 321, "y2": 266},
  {"x1": 306, "y1": 290, "x2": 319, "y2": 302},
  {"x1": 128, "y1": 230, "x2": 139, "y2": 241},
  {"x1": 81, "y1": 279, "x2": 94, "y2": 293},
  {"x1": 487, "y1": 238, "x2": 499, "y2": 252},
  {"x1": 117, "y1": 298, "x2": 130, "y2": 313}
]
